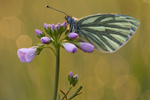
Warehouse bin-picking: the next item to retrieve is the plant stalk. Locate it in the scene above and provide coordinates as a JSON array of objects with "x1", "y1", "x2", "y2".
[
  {"x1": 68, "y1": 86, "x2": 82, "y2": 100},
  {"x1": 52, "y1": 45, "x2": 60, "y2": 100}
]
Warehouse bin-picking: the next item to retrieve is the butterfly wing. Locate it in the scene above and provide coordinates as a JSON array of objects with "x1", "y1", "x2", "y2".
[{"x1": 73, "y1": 14, "x2": 140, "y2": 53}]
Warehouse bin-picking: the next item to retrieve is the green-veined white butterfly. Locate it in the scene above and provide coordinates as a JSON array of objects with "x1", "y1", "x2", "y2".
[{"x1": 46, "y1": 5, "x2": 140, "y2": 53}]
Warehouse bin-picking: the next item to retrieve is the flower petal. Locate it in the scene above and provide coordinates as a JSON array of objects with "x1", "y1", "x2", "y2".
[
  {"x1": 25, "y1": 49, "x2": 36, "y2": 63},
  {"x1": 17, "y1": 48, "x2": 29, "y2": 62}
]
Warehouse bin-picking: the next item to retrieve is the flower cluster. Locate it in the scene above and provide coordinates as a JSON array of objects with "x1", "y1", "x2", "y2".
[{"x1": 17, "y1": 22, "x2": 95, "y2": 63}]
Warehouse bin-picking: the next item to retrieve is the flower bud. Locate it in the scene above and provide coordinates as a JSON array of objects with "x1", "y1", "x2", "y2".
[
  {"x1": 74, "y1": 74, "x2": 78, "y2": 80},
  {"x1": 51, "y1": 24, "x2": 56, "y2": 31},
  {"x1": 68, "y1": 32, "x2": 78, "y2": 39},
  {"x1": 62, "y1": 22, "x2": 67, "y2": 28},
  {"x1": 72, "y1": 74, "x2": 78, "y2": 86},
  {"x1": 62, "y1": 43, "x2": 77, "y2": 53},
  {"x1": 68, "y1": 71, "x2": 74, "y2": 85},
  {"x1": 44, "y1": 23, "x2": 50, "y2": 28},
  {"x1": 44, "y1": 23, "x2": 52, "y2": 37},
  {"x1": 56, "y1": 22, "x2": 61, "y2": 29},
  {"x1": 35, "y1": 29, "x2": 45, "y2": 38},
  {"x1": 40, "y1": 37, "x2": 50, "y2": 44},
  {"x1": 68, "y1": 72, "x2": 79, "y2": 86},
  {"x1": 78, "y1": 42, "x2": 94, "y2": 53},
  {"x1": 69, "y1": 72, "x2": 73, "y2": 77}
]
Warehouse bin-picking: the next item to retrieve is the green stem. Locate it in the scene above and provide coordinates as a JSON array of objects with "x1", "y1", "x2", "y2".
[
  {"x1": 44, "y1": 46, "x2": 56, "y2": 55},
  {"x1": 61, "y1": 86, "x2": 72, "y2": 100},
  {"x1": 68, "y1": 86, "x2": 82, "y2": 100},
  {"x1": 58, "y1": 94, "x2": 60, "y2": 100},
  {"x1": 52, "y1": 45, "x2": 60, "y2": 100}
]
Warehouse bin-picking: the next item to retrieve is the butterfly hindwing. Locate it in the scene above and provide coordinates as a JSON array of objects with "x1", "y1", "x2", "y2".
[{"x1": 72, "y1": 14, "x2": 140, "y2": 53}]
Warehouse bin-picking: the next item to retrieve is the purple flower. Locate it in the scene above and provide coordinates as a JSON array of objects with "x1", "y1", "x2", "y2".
[
  {"x1": 41, "y1": 37, "x2": 50, "y2": 44},
  {"x1": 68, "y1": 33, "x2": 78, "y2": 39},
  {"x1": 35, "y1": 29, "x2": 43, "y2": 36},
  {"x1": 44, "y1": 23, "x2": 51, "y2": 28},
  {"x1": 17, "y1": 48, "x2": 37, "y2": 63},
  {"x1": 79, "y1": 42, "x2": 94, "y2": 53},
  {"x1": 69, "y1": 71, "x2": 73, "y2": 77},
  {"x1": 63, "y1": 43, "x2": 77, "y2": 53},
  {"x1": 62, "y1": 22, "x2": 67, "y2": 28},
  {"x1": 56, "y1": 22, "x2": 61, "y2": 29},
  {"x1": 51, "y1": 24, "x2": 56, "y2": 31}
]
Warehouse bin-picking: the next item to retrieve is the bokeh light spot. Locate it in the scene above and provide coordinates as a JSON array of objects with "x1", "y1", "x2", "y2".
[
  {"x1": 82, "y1": 77, "x2": 104, "y2": 90},
  {"x1": 94, "y1": 57, "x2": 110, "y2": 84},
  {"x1": 113, "y1": 75, "x2": 141, "y2": 100},
  {"x1": 16, "y1": 35, "x2": 32, "y2": 48},
  {"x1": 142, "y1": 39, "x2": 150, "y2": 66},
  {"x1": 143, "y1": 0, "x2": 150, "y2": 3},
  {"x1": 96, "y1": 54, "x2": 129, "y2": 88},
  {"x1": 0, "y1": 16, "x2": 21, "y2": 39},
  {"x1": 81, "y1": 77, "x2": 104, "y2": 100}
]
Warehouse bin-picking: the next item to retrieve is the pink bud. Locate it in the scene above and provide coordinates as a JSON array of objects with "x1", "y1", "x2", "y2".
[
  {"x1": 44, "y1": 23, "x2": 51, "y2": 28},
  {"x1": 79, "y1": 42, "x2": 94, "y2": 53},
  {"x1": 74, "y1": 74, "x2": 78, "y2": 79},
  {"x1": 62, "y1": 22, "x2": 67, "y2": 28},
  {"x1": 41, "y1": 37, "x2": 50, "y2": 44},
  {"x1": 56, "y1": 23, "x2": 61, "y2": 29},
  {"x1": 51, "y1": 24, "x2": 56, "y2": 31},
  {"x1": 69, "y1": 71, "x2": 73, "y2": 77},
  {"x1": 63, "y1": 43, "x2": 77, "y2": 53},
  {"x1": 68, "y1": 33, "x2": 78, "y2": 39},
  {"x1": 35, "y1": 29, "x2": 43, "y2": 36}
]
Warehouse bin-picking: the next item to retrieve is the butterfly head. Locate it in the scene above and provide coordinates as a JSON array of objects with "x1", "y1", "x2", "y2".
[{"x1": 65, "y1": 16, "x2": 75, "y2": 24}]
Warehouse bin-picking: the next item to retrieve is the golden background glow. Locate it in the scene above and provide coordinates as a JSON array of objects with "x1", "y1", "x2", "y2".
[{"x1": 0, "y1": 0, "x2": 150, "y2": 100}]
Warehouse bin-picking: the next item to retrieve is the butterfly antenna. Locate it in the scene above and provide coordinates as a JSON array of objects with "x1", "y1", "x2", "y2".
[{"x1": 46, "y1": 5, "x2": 69, "y2": 16}]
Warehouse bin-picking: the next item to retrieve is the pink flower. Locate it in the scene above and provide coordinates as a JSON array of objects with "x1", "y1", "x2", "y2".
[
  {"x1": 17, "y1": 48, "x2": 37, "y2": 63},
  {"x1": 63, "y1": 43, "x2": 77, "y2": 53}
]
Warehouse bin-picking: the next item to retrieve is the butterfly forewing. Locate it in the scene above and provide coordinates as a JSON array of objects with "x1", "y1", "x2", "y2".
[{"x1": 74, "y1": 14, "x2": 140, "y2": 53}]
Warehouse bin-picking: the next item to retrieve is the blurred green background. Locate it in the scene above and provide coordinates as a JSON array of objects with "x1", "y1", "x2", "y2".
[{"x1": 0, "y1": 0, "x2": 150, "y2": 100}]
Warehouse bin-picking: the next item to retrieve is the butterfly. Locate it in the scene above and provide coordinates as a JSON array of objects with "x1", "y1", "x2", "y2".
[{"x1": 47, "y1": 6, "x2": 140, "y2": 53}]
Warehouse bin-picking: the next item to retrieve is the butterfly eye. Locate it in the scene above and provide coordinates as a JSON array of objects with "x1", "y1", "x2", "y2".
[
  {"x1": 65, "y1": 17, "x2": 70, "y2": 23},
  {"x1": 66, "y1": 17, "x2": 75, "y2": 24}
]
